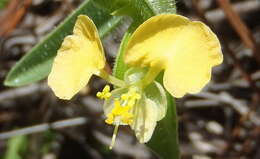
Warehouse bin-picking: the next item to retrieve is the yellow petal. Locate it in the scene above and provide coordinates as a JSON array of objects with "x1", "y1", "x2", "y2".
[
  {"x1": 163, "y1": 21, "x2": 222, "y2": 97},
  {"x1": 131, "y1": 97, "x2": 159, "y2": 143},
  {"x1": 48, "y1": 15, "x2": 105, "y2": 100},
  {"x1": 124, "y1": 14, "x2": 222, "y2": 97},
  {"x1": 124, "y1": 14, "x2": 190, "y2": 68}
]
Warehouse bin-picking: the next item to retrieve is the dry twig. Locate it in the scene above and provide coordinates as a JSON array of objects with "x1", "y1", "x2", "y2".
[
  {"x1": 0, "y1": 117, "x2": 87, "y2": 140},
  {"x1": 0, "y1": 0, "x2": 32, "y2": 36},
  {"x1": 217, "y1": 0, "x2": 260, "y2": 62}
]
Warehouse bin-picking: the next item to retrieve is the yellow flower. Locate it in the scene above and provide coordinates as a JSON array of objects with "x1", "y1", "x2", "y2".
[
  {"x1": 48, "y1": 15, "x2": 105, "y2": 100},
  {"x1": 124, "y1": 14, "x2": 223, "y2": 98},
  {"x1": 47, "y1": 13, "x2": 223, "y2": 149}
]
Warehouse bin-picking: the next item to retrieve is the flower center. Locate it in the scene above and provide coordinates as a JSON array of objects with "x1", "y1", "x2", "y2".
[
  {"x1": 97, "y1": 87, "x2": 141, "y2": 149},
  {"x1": 96, "y1": 67, "x2": 161, "y2": 149}
]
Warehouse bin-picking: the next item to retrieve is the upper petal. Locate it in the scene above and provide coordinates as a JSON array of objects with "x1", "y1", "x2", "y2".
[
  {"x1": 163, "y1": 21, "x2": 223, "y2": 98},
  {"x1": 48, "y1": 15, "x2": 105, "y2": 100},
  {"x1": 123, "y1": 14, "x2": 222, "y2": 98},
  {"x1": 124, "y1": 14, "x2": 191, "y2": 68}
]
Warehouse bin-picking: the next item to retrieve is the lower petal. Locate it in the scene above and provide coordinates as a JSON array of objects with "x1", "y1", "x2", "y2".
[
  {"x1": 131, "y1": 97, "x2": 159, "y2": 143},
  {"x1": 47, "y1": 36, "x2": 95, "y2": 99}
]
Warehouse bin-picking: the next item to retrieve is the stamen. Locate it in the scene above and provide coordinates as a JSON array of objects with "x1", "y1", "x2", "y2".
[
  {"x1": 109, "y1": 124, "x2": 119, "y2": 149},
  {"x1": 96, "y1": 85, "x2": 111, "y2": 100},
  {"x1": 121, "y1": 88, "x2": 141, "y2": 107},
  {"x1": 105, "y1": 114, "x2": 114, "y2": 124},
  {"x1": 105, "y1": 89, "x2": 141, "y2": 148}
]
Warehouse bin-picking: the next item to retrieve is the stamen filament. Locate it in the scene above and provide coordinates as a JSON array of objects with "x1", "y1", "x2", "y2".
[
  {"x1": 110, "y1": 124, "x2": 119, "y2": 149},
  {"x1": 95, "y1": 70, "x2": 126, "y2": 88}
]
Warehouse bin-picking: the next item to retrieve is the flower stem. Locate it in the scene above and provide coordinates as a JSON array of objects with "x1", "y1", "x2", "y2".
[{"x1": 96, "y1": 70, "x2": 126, "y2": 88}]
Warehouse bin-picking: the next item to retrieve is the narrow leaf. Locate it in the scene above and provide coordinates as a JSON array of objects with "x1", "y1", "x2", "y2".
[
  {"x1": 94, "y1": 0, "x2": 176, "y2": 21},
  {"x1": 4, "y1": 0, "x2": 122, "y2": 87},
  {"x1": 144, "y1": 0, "x2": 176, "y2": 15},
  {"x1": 112, "y1": 25, "x2": 135, "y2": 79},
  {"x1": 147, "y1": 93, "x2": 179, "y2": 159}
]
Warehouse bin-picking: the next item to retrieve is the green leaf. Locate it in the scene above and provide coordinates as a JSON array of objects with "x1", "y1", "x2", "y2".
[
  {"x1": 147, "y1": 93, "x2": 179, "y2": 159},
  {"x1": 4, "y1": 0, "x2": 122, "y2": 87},
  {"x1": 112, "y1": 26, "x2": 134, "y2": 79},
  {"x1": 112, "y1": 0, "x2": 179, "y2": 159},
  {"x1": 142, "y1": 0, "x2": 177, "y2": 15},
  {"x1": 4, "y1": 135, "x2": 28, "y2": 159},
  {"x1": 93, "y1": 0, "x2": 129, "y2": 13},
  {"x1": 94, "y1": 0, "x2": 176, "y2": 21}
]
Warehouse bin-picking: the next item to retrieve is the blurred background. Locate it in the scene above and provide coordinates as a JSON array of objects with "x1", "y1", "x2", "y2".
[{"x1": 0, "y1": 0, "x2": 260, "y2": 159}]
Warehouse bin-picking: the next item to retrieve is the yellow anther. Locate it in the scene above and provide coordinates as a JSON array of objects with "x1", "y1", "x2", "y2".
[
  {"x1": 111, "y1": 99, "x2": 124, "y2": 115},
  {"x1": 96, "y1": 85, "x2": 111, "y2": 100},
  {"x1": 105, "y1": 98, "x2": 134, "y2": 125},
  {"x1": 103, "y1": 85, "x2": 110, "y2": 92},
  {"x1": 105, "y1": 118, "x2": 114, "y2": 124},
  {"x1": 105, "y1": 114, "x2": 114, "y2": 124},
  {"x1": 96, "y1": 92, "x2": 103, "y2": 98}
]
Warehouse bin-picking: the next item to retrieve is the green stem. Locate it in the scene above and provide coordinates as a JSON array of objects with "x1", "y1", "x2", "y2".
[
  {"x1": 95, "y1": 69, "x2": 126, "y2": 88},
  {"x1": 136, "y1": 66, "x2": 162, "y2": 89}
]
